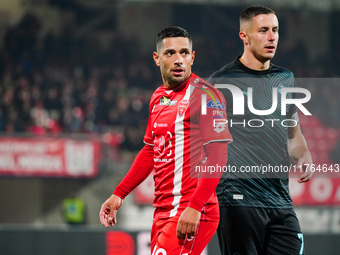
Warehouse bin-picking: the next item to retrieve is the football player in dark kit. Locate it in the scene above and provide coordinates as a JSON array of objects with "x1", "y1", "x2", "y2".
[{"x1": 208, "y1": 5, "x2": 313, "y2": 255}]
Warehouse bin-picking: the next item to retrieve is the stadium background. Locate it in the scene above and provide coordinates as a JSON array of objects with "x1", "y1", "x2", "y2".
[{"x1": 0, "y1": 0, "x2": 339, "y2": 254}]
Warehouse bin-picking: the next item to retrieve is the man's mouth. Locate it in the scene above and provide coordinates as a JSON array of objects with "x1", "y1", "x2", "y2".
[
  {"x1": 265, "y1": 45, "x2": 275, "y2": 51},
  {"x1": 172, "y1": 68, "x2": 184, "y2": 75}
]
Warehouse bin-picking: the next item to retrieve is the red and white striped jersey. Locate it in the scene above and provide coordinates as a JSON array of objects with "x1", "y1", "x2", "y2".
[{"x1": 144, "y1": 73, "x2": 232, "y2": 221}]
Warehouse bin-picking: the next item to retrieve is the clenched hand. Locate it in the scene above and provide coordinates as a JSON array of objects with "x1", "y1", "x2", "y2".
[{"x1": 176, "y1": 207, "x2": 201, "y2": 240}]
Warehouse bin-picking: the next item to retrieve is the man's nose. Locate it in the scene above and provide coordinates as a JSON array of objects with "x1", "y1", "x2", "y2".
[
  {"x1": 268, "y1": 31, "x2": 276, "y2": 41},
  {"x1": 174, "y1": 54, "x2": 183, "y2": 65}
]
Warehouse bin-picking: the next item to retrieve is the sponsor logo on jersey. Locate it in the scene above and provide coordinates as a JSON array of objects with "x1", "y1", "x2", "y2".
[
  {"x1": 233, "y1": 194, "x2": 244, "y2": 200},
  {"x1": 153, "y1": 131, "x2": 173, "y2": 156},
  {"x1": 160, "y1": 96, "x2": 177, "y2": 106},
  {"x1": 213, "y1": 110, "x2": 224, "y2": 117},
  {"x1": 154, "y1": 158, "x2": 172, "y2": 162},
  {"x1": 178, "y1": 99, "x2": 189, "y2": 116},
  {"x1": 207, "y1": 99, "x2": 225, "y2": 109},
  {"x1": 154, "y1": 135, "x2": 165, "y2": 154},
  {"x1": 154, "y1": 122, "x2": 168, "y2": 128},
  {"x1": 214, "y1": 121, "x2": 226, "y2": 133}
]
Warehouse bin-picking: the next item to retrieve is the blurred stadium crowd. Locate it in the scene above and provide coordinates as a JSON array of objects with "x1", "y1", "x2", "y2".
[{"x1": 0, "y1": 12, "x2": 339, "y2": 154}]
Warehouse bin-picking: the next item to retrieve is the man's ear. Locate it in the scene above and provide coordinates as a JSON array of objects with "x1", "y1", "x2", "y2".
[
  {"x1": 239, "y1": 31, "x2": 249, "y2": 45},
  {"x1": 153, "y1": 52, "x2": 160, "y2": 66}
]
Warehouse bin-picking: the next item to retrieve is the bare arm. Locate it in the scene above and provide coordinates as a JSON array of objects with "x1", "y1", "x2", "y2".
[{"x1": 288, "y1": 125, "x2": 313, "y2": 183}]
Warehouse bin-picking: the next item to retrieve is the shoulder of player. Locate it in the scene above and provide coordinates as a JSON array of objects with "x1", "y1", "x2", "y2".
[
  {"x1": 270, "y1": 63, "x2": 295, "y2": 78},
  {"x1": 209, "y1": 62, "x2": 235, "y2": 79},
  {"x1": 148, "y1": 86, "x2": 164, "y2": 106},
  {"x1": 190, "y1": 80, "x2": 226, "y2": 107},
  {"x1": 190, "y1": 76, "x2": 213, "y2": 90},
  {"x1": 150, "y1": 85, "x2": 167, "y2": 97},
  {"x1": 190, "y1": 76, "x2": 223, "y2": 99}
]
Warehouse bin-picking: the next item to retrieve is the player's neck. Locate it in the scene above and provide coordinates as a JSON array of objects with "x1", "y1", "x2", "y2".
[
  {"x1": 239, "y1": 53, "x2": 270, "y2": 71},
  {"x1": 164, "y1": 82, "x2": 178, "y2": 90}
]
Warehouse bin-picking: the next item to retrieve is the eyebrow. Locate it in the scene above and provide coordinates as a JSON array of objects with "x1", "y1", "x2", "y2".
[
  {"x1": 258, "y1": 25, "x2": 279, "y2": 30},
  {"x1": 163, "y1": 47, "x2": 191, "y2": 52}
]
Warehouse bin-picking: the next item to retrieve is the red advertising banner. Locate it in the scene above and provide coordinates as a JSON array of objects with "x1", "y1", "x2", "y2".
[
  {"x1": 290, "y1": 175, "x2": 340, "y2": 206},
  {"x1": 106, "y1": 231, "x2": 135, "y2": 255},
  {"x1": 0, "y1": 137, "x2": 101, "y2": 177}
]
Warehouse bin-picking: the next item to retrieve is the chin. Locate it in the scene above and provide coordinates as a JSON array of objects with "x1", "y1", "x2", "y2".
[
  {"x1": 260, "y1": 56, "x2": 273, "y2": 62},
  {"x1": 265, "y1": 53, "x2": 276, "y2": 59},
  {"x1": 171, "y1": 76, "x2": 186, "y2": 83}
]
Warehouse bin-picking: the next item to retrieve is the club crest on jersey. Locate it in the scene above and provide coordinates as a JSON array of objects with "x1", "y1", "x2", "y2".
[
  {"x1": 207, "y1": 99, "x2": 225, "y2": 109},
  {"x1": 160, "y1": 96, "x2": 177, "y2": 106},
  {"x1": 178, "y1": 99, "x2": 189, "y2": 116}
]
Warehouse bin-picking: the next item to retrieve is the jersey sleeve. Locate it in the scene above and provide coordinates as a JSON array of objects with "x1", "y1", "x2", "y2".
[
  {"x1": 198, "y1": 88, "x2": 232, "y2": 145},
  {"x1": 113, "y1": 144, "x2": 154, "y2": 199},
  {"x1": 188, "y1": 142, "x2": 228, "y2": 211}
]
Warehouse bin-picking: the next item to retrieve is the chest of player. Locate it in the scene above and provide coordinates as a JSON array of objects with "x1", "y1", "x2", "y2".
[
  {"x1": 150, "y1": 94, "x2": 191, "y2": 140},
  {"x1": 222, "y1": 78, "x2": 293, "y2": 120}
]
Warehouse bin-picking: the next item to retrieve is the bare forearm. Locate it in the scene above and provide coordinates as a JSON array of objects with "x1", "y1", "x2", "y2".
[
  {"x1": 288, "y1": 125, "x2": 313, "y2": 182},
  {"x1": 288, "y1": 125, "x2": 311, "y2": 161},
  {"x1": 288, "y1": 137, "x2": 310, "y2": 161}
]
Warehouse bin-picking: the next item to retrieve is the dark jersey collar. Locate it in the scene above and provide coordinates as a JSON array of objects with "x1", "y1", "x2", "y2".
[{"x1": 235, "y1": 56, "x2": 272, "y2": 75}]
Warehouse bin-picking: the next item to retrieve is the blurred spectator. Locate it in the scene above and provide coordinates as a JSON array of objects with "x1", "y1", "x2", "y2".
[{"x1": 30, "y1": 100, "x2": 49, "y2": 135}]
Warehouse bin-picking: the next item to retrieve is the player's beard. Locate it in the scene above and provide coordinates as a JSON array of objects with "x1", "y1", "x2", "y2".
[{"x1": 163, "y1": 70, "x2": 188, "y2": 89}]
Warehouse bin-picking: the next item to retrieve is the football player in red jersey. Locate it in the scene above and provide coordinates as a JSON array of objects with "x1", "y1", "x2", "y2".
[{"x1": 100, "y1": 26, "x2": 232, "y2": 255}]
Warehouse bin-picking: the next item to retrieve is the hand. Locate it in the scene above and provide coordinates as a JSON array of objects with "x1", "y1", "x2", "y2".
[
  {"x1": 297, "y1": 153, "x2": 313, "y2": 183},
  {"x1": 99, "y1": 194, "x2": 123, "y2": 228},
  {"x1": 176, "y1": 207, "x2": 201, "y2": 240}
]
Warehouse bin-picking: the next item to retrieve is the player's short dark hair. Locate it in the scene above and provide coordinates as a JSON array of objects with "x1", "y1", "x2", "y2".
[
  {"x1": 156, "y1": 26, "x2": 192, "y2": 50},
  {"x1": 240, "y1": 5, "x2": 275, "y2": 24}
]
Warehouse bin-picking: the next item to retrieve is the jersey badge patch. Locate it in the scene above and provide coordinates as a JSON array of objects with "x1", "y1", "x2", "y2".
[{"x1": 178, "y1": 99, "x2": 189, "y2": 116}]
